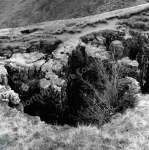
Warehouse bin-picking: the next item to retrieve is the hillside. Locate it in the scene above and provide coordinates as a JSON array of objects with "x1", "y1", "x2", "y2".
[{"x1": 0, "y1": 0, "x2": 148, "y2": 28}]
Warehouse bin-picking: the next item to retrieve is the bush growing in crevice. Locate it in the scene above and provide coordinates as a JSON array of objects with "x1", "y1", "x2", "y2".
[
  {"x1": 64, "y1": 44, "x2": 138, "y2": 126},
  {"x1": 61, "y1": 33, "x2": 149, "y2": 124}
]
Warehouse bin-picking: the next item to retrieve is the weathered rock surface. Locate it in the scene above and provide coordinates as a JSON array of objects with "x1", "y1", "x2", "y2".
[
  {"x1": 117, "y1": 57, "x2": 139, "y2": 79},
  {"x1": 0, "y1": 65, "x2": 8, "y2": 85},
  {"x1": 109, "y1": 40, "x2": 124, "y2": 60},
  {"x1": 0, "y1": 65, "x2": 21, "y2": 109},
  {"x1": 117, "y1": 77, "x2": 140, "y2": 111}
]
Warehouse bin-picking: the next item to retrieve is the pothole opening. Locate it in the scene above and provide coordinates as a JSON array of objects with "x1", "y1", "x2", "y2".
[{"x1": 3, "y1": 29, "x2": 149, "y2": 127}]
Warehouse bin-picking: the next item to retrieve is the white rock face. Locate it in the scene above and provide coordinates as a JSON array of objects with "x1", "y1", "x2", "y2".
[
  {"x1": 0, "y1": 65, "x2": 8, "y2": 85},
  {"x1": 0, "y1": 65, "x2": 21, "y2": 107},
  {"x1": 0, "y1": 85, "x2": 20, "y2": 105}
]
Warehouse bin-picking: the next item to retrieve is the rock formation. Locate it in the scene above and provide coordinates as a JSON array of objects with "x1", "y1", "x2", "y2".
[{"x1": 0, "y1": 4, "x2": 148, "y2": 125}]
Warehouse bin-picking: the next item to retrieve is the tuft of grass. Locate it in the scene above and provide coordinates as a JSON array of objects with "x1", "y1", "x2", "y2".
[{"x1": 119, "y1": 20, "x2": 149, "y2": 31}]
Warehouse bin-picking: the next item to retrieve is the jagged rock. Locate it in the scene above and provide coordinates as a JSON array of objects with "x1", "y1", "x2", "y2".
[
  {"x1": 109, "y1": 40, "x2": 124, "y2": 60},
  {"x1": 0, "y1": 85, "x2": 21, "y2": 105},
  {"x1": 5, "y1": 54, "x2": 43, "y2": 103},
  {"x1": 3, "y1": 40, "x2": 82, "y2": 120},
  {"x1": 0, "y1": 64, "x2": 21, "y2": 107},
  {"x1": 38, "y1": 39, "x2": 82, "y2": 92},
  {"x1": 118, "y1": 77, "x2": 140, "y2": 95},
  {"x1": 0, "y1": 3, "x2": 149, "y2": 127},
  {"x1": 126, "y1": 77, "x2": 140, "y2": 94},
  {"x1": 0, "y1": 23, "x2": 145, "y2": 125},
  {"x1": 2, "y1": 37, "x2": 112, "y2": 123},
  {"x1": 94, "y1": 35, "x2": 106, "y2": 46},
  {"x1": 117, "y1": 77, "x2": 140, "y2": 111},
  {"x1": 81, "y1": 33, "x2": 106, "y2": 47},
  {"x1": 9, "y1": 52, "x2": 45, "y2": 67},
  {"x1": 26, "y1": 39, "x2": 62, "y2": 54},
  {"x1": 85, "y1": 44, "x2": 108, "y2": 59},
  {"x1": 0, "y1": 65, "x2": 8, "y2": 85},
  {"x1": 117, "y1": 57, "x2": 139, "y2": 79}
]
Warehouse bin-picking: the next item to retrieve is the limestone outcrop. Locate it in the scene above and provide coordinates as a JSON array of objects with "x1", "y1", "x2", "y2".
[
  {"x1": 0, "y1": 28, "x2": 143, "y2": 124},
  {"x1": 0, "y1": 65, "x2": 21, "y2": 110},
  {"x1": 0, "y1": 5, "x2": 148, "y2": 124}
]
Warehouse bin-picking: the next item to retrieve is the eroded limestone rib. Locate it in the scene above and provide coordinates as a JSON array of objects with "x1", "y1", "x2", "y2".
[{"x1": 0, "y1": 65, "x2": 21, "y2": 107}]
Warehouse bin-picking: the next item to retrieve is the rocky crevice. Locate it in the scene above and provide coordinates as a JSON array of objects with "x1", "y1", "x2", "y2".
[{"x1": 0, "y1": 29, "x2": 148, "y2": 126}]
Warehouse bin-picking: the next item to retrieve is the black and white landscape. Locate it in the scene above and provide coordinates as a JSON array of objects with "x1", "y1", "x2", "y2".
[{"x1": 0, "y1": 1, "x2": 149, "y2": 150}]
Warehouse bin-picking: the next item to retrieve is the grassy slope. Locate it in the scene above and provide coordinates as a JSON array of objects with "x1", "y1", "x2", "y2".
[
  {"x1": 0, "y1": 0, "x2": 148, "y2": 28},
  {"x1": 1, "y1": 94, "x2": 149, "y2": 150}
]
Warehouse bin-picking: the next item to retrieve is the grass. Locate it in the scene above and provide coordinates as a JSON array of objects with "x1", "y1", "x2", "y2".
[
  {"x1": 117, "y1": 8, "x2": 149, "y2": 31},
  {"x1": 119, "y1": 18, "x2": 149, "y2": 31},
  {"x1": 1, "y1": 93, "x2": 149, "y2": 149}
]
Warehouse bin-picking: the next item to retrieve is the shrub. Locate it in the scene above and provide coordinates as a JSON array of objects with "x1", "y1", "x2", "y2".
[
  {"x1": 65, "y1": 46, "x2": 138, "y2": 126},
  {"x1": 76, "y1": 58, "x2": 138, "y2": 126}
]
